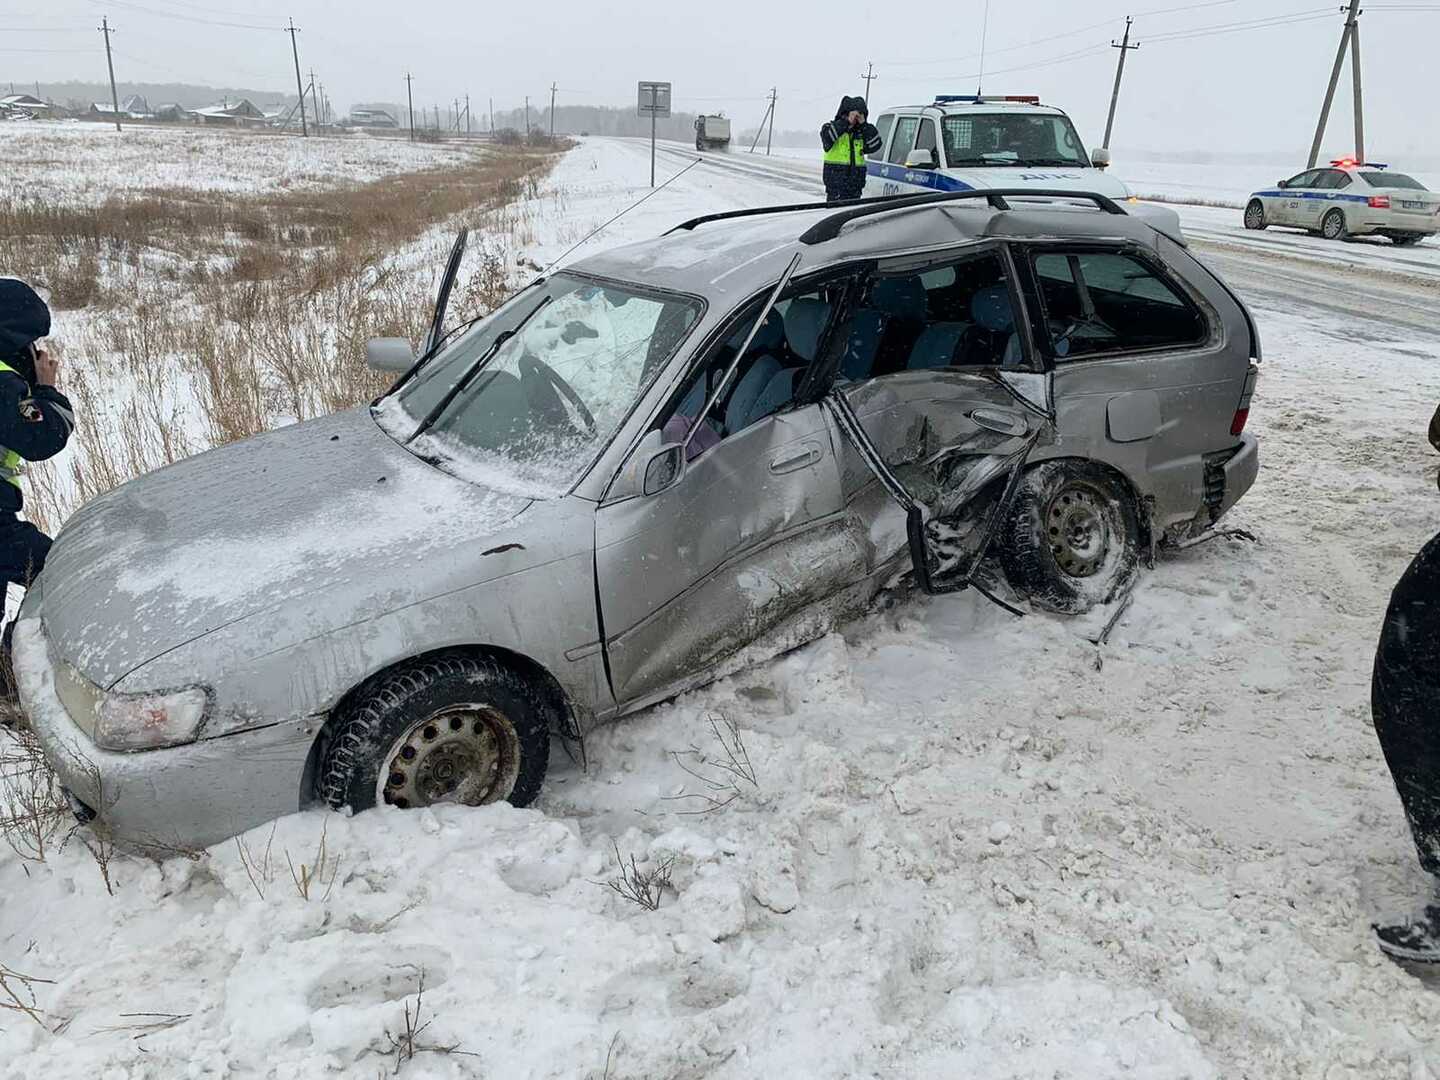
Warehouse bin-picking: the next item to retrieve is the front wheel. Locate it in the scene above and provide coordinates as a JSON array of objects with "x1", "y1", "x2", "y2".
[
  {"x1": 1322, "y1": 208, "x2": 1349, "y2": 241},
  {"x1": 318, "y1": 652, "x2": 552, "y2": 814},
  {"x1": 1244, "y1": 200, "x2": 1267, "y2": 230},
  {"x1": 998, "y1": 462, "x2": 1141, "y2": 615}
]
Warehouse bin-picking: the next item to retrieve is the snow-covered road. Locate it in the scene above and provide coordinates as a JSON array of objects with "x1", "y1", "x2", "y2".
[{"x1": 4, "y1": 136, "x2": 1440, "y2": 1079}]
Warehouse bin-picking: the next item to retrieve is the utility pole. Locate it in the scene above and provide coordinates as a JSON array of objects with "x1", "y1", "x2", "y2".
[
  {"x1": 1308, "y1": 0, "x2": 1363, "y2": 168},
  {"x1": 489, "y1": 97, "x2": 494, "y2": 135},
  {"x1": 549, "y1": 81, "x2": 557, "y2": 138},
  {"x1": 524, "y1": 95, "x2": 530, "y2": 135},
  {"x1": 860, "y1": 61, "x2": 876, "y2": 102},
  {"x1": 749, "y1": 89, "x2": 775, "y2": 154},
  {"x1": 466, "y1": 93, "x2": 471, "y2": 135},
  {"x1": 98, "y1": 16, "x2": 121, "y2": 133},
  {"x1": 766, "y1": 88, "x2": 776, "y2": 155},
  {"x1": 1350, "y1": 14, "x2": 1365, "y2": 163},
  {"x1": 285, "y1": 18, "x2": 307, "y2": 136},
  {"x1": 405, "y1": 73, "x2": 415, "y2": 142},
  {"x1": 1102, "y1": 16, "x2": 1139, "y2": 150}
]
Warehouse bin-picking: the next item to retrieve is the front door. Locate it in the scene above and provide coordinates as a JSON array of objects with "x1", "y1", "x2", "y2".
[{"x1": 595, "y1": 278, "x2": 866, "y2": 711}]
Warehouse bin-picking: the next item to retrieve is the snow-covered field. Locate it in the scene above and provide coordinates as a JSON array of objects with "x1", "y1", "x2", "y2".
[
  {"x1": 4, "y1": 137, "x2": 1440, "y2": 1077},
  {"x1": 0, "y1": 119, "x2": 474, "y2": 207}
]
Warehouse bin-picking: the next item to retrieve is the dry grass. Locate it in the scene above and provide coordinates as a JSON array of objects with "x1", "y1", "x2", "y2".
[
  {"x1": 0, "y1": 726, "x2": 71, "y2": 862},
  {"x1": 4, "y1": 144, "x2": 563, "y2": 529}
]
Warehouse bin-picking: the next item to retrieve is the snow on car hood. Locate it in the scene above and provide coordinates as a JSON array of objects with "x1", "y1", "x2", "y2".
[{"x1": 41, "y1": 407, "x2": 531, "y2": 688}]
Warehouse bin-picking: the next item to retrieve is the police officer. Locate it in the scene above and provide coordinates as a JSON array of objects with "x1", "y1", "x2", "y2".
[
  {"x1": 1373, "y1": 404, "x2": 1440, "y2": 961},
  {"x1": 0, "y1": 280, "x2": 75, "y2": 641},
  {"x1": 821, "y1": 96, "x2": 882, "y2": 204}
]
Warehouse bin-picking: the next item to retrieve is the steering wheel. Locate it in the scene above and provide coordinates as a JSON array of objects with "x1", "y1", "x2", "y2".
[
  {"x1": 1053, "y1": 314, "x2": 1117, "y2": 355},
  {"x1": 521, "y1": 355, "x2": 596, "y2": 436}
]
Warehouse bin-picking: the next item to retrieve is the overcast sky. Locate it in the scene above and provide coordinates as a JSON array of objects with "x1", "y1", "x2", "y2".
[{"x1": 7, "y1": 0, "x2": 1439, "y2": 159}]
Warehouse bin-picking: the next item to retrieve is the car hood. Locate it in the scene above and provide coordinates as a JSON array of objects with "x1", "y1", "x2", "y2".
[
  {"x1": 942, "y1": 165, "x2": 1132, "y2": 198},
  {"x1": 41, "y1": 407, "x2": 532, "y2": 688}
]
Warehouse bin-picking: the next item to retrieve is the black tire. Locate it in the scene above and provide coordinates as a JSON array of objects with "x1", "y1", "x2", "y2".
[
  {"x1": 1243, "y1": 200, "x2": 1267, "y2": 231},
  {"x1": 318, "y1": 652, "x2": 551, "y2": 814},
  {"x1": 1322, "y1": 208, "x2": 1349, "y2": 241},
  {"x1": 997, "y1": 461, "x2": 1141, "y2": 615},
  {"x1": 1393, "y1": 234, "x2": 1425, "y2": 247}
]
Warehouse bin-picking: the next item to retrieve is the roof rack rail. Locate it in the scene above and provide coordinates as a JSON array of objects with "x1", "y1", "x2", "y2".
[
  {"x1": 666, "y1": 195, "x2": 862, "y2": 235},
  {"x1": 798, "y1": 188, "x2": 1128, "y2": 245}
]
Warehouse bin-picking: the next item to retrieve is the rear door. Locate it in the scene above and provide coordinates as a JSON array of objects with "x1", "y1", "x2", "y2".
[{"x1": 824, "y1": 245, "x2": 1055, "y2": 584}]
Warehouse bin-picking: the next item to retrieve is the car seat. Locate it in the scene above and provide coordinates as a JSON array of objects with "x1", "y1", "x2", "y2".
[{"x1": 962, "y1": 286, "x2": 1023, "y2": 368}]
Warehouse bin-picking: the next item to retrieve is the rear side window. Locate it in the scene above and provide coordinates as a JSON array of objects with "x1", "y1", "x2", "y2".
[
  {"x1": 1031, "y1": 251, "x2": 1206, "y2": 359},
  {"x1": 1362, "y1": 171, "x2": 1426, "y2": 190},
  {"x1": 1313, "y1": 170, "x2": 1349, "y2": 190},
  {"x1": 887, "y1": 116, "x2": 920, "y2": 165}
]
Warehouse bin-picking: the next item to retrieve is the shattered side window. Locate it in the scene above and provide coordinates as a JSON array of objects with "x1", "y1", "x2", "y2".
[{"x1": 1032, "y1": 251, "x2": 1206, "y2": 360}]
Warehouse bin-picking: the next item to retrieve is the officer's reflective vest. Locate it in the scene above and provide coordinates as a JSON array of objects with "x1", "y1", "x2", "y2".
[
  {"x1": 824, "y1": 131, "x2": 866, "y2": 168},
  {"x1": 0, "y1": 360, "x2": 28, "y2": 488}
]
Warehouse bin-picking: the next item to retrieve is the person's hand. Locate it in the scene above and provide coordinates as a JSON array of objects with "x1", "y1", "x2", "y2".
[
  {"x1": 848, "y1": 110, "x2": 863, "y2": 127},
  {"x1": 34, "y1": 346, "x2": 59, "y2": 389}
]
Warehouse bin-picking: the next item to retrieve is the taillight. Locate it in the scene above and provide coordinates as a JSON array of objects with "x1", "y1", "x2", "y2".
[
  {"x1": 1369, "y1": 195, "x2": 1391, "y2": 209},
  {"x1": 1232, "y1": 361, "x2": 1258, "y2": 437}
]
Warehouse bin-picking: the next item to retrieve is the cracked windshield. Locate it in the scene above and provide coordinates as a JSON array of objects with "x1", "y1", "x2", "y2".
[{"x1": 385, "y1": 275, "x2": 702, "y2": 495}]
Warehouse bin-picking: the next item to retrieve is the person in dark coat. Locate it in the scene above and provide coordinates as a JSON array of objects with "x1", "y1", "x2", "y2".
[
  {"x1": 0, "y1": 280, "x2": 75, "y2": 637},
  {"x1": 1373, "y1": 405, "x2": 1440, "y2": 961},
  {"x1": 821, "y1": 96, "x2": 883, "y2": 204}
]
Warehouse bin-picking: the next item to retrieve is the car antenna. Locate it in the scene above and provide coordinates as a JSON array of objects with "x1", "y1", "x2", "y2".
[{"x1": 537, "y1": 155, "x2": 703, "y2": 278}]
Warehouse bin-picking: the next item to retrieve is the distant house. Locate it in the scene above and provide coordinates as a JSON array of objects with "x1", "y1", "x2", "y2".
[
  {"x1": 153, "y1": 103, "x2": 197, "y2": 123},
  {"x1": 344, "y1": 108, "x2": 398, "y2": 129},
  {"x1": 194, "y1": 99, "x2": 267, "y2": 127},
  {"x1": 1, "y1": 93, "x2": 51, "y2": 119},
  {"x1": 120, "y1": 93, "x2": 154, "y2": 119}
]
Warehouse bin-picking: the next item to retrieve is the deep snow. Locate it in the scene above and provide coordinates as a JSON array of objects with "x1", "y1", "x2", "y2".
[{"x1": 2, "y1": 137, "x2": 1440, "y2": 1078}]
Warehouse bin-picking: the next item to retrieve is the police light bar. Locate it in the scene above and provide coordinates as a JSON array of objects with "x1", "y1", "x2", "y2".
[
  {"x1": 1331, "y1": 158, "x2": 1389, "y2": 169},
  {"x1": 934, "y1": 94, "x2": 1041, "y2": 105}
]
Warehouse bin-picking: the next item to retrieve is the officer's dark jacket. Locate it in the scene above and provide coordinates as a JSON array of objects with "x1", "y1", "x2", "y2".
[{"x1": 0, "y1": 279, "x2": 74, "y2": 513}]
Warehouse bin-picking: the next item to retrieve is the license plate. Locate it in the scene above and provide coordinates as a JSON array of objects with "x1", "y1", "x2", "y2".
[{"x1": 1401, "y1": 200, "x2": 1427, "y2": 209}]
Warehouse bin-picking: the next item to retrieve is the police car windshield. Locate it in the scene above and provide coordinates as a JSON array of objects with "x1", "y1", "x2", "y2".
[
  {"x1": 1361, "y1": 172, "x2": 1427, "y2": 191},
  {"x1": 378, "y1": 274, "x2": 703, "y2": 497},
  {"x1": 942, "y1": 113, "x2": 1088, "y2": 168}
]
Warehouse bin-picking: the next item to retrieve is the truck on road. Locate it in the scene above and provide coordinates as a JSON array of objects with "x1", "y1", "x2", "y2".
[{"x1": 694, "y1": 114, "x2": 731, "y2": 151}]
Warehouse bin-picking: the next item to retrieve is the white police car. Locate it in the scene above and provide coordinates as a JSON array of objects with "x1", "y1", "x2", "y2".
[
  {"x1": 864, "y1": 95, "x2": 1181, "y2": 236},
  {"x1": 1245, "y1": 160, "x2": 1439, "y2": 246}
]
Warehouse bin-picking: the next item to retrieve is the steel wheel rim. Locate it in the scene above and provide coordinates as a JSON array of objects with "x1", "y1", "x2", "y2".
[
  {"x1": 1045, "y1": 484, "x2": 1111, "y2": 579},
  {"x1": 377, "y1": 703, "x2": 521, "y2": 809},
  {"x1": 1324, "y1": 212, "x2": 1344, "y2": 239},
  {"x1": 1245, "y1": 203, "x2": 1263, "y2": 229}
]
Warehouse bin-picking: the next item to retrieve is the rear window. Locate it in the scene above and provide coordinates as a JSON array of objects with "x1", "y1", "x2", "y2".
[
  {"x1": 1361, "y1": 172, "x2": 1427, "y2": 191},
  {"x1": 1032, "y1": 251, "x2": 1206, "y2": 359}
]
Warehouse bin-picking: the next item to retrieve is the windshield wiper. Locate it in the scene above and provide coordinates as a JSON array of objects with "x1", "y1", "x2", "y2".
[{"x1": 405, "y1": 294, "x2": 553, "y2": 445}]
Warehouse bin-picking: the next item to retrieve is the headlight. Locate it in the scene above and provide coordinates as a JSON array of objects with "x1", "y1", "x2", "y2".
[{"x1": 96, "y1": 687, "x2": 210, "y2": 752}]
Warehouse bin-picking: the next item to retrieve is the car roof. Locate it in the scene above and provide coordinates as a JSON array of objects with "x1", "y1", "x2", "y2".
[
  {"x1": 885, "y1": 102, "x2": 1069, "y2": 118},
  {"x1": 566, "y1": 197, "x2": 1162, "y2": 300}
]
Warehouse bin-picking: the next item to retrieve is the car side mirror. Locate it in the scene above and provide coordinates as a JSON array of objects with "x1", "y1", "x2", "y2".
[
  {"x1": 366, "y1": 337, "x2": 416, "y2": 373},
  {"x1": 1277, "y1": 180, "x2": 1289, "y2": 189},
  {"x1": 904, "y1": 148, "x2": 937, "y2": 170},
  {"x1": 643, "y1": 444, "x2": 684, "y2": 496},
  {"x1": 1090, "y1": 147, "x2": 1112, "y2": 169}
]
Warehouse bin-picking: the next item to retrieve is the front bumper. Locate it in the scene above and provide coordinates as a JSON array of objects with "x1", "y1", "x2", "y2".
[{"x1": 13, "y1": 617, "x2": 319, "y2": 852}]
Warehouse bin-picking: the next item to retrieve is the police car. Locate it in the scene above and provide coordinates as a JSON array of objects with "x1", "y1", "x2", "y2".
[
  {"x1": 1245, "y1": 160, "x2": 1439, "y2": 246},
  {"x1": 864, "y1": 95, "x2": 1181, "y2": 236}
]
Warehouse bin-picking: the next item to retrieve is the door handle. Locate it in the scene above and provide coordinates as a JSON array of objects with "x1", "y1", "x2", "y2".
[
  {"x1": 769, "y1": 445, "x2": 822, "y2": 474},
  {"x1": 970, "y1": 408, "x2": 1029, "y2": 437}
]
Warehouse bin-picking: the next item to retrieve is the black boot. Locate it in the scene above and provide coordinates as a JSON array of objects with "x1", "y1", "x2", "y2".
[{"x1": 1375, "y1": 906, "x2": 1440, "y2": 963}]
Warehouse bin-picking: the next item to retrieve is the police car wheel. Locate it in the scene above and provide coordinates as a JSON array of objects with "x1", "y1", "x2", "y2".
[
  {"x1": 1244, "y1": 200, "x2": 1267, "y2": 230},
  {"x1": 1322, "y1": 209, "x2": 1348, "y2": 241}
]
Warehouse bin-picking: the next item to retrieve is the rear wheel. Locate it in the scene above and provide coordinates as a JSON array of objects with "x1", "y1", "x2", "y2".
[
  {"x1": 998, "y1": 462, "x2": 1141, "y2": 615},
  {"x1": 1244, "y1": 200, "x2": 1267, "y2": 230},
  {"x1": 1322, "y1": 208, "x2": 1349, "y2": 241},
  {"x1": 318, "y1": 652, "x2": 551, "y2": 815},
  {"x1": 1393, "y1": 233, "x2": 1425, "y2": 247}
]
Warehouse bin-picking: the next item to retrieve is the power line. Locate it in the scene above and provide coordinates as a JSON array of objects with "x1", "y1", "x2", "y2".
[{"x1": 102, "y1": 0, "x2": 278, "y2": 32}]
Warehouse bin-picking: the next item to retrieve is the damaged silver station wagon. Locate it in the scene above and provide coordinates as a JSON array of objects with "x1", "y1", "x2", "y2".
[{"x1": 16, "y1": 188, "x2": 1260, "y2": 849}]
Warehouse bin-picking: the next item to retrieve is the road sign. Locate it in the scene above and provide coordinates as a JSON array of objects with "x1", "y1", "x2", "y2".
[{"x1": 637, "y1": 81, "x2": 671, "y2": 118}]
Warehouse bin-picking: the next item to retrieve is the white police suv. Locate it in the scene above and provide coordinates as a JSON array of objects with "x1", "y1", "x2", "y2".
[
  {"x1": 1245, "y1": 159, "x2": 1439, "y2": 246},
  {"x1": 864, "y1": 95, "x2": 1181, "y2": 237}
]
